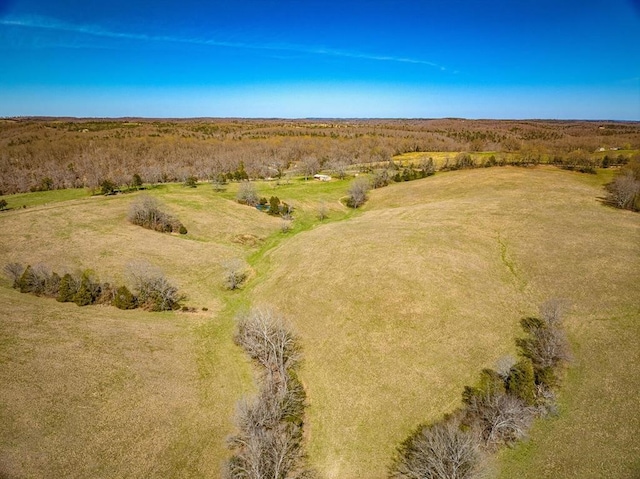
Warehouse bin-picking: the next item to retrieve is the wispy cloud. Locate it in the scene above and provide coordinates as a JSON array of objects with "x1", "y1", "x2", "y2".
[{"x1": 0, "y1": 15, "x2": 448, "y2": 70}]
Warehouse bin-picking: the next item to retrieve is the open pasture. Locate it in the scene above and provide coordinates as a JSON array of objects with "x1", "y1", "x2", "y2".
[{"x1": 0, "y1": 167, "x2": 638, "y2": 478}]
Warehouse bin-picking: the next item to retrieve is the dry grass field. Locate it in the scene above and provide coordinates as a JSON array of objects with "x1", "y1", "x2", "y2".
[
  {"x1": 250, "y1": 167, "x2": 640, "y2": 479},
  {"x1": 1, "y1": 167, "x2": 638, "y2": 478}
]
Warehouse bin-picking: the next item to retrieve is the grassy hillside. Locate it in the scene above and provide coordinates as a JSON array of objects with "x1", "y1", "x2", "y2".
[
  {"x1": 1, "y1": 167, "x2": 638, "y2": 478},
  {"x1": 250, "y1": 167, "x2": 640, "y2": 478}
]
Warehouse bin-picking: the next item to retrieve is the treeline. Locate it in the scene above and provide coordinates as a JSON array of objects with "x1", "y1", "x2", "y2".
[
  {"x1": 226, "y1": 308, "x2": 314, "y2": 479},
  {"x1": 3, "y1": 261, "x2": 183, "y2": 311},
  {"x1": 1, "y1": 118, "x2": 638, "y2": 194},
  {"x1": 390, "y1": 300, "x2": 571, "y2": 479}
]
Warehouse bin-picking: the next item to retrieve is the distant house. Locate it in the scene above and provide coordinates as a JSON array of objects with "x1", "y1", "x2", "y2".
[{"x1": 313, "y1": 174, "x2": 332, "y2": 182}]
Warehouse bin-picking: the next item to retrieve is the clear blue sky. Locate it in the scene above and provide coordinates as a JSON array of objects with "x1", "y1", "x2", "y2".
[{"x1": 1, "y1": 0, "x2": 639, "y2": 119}]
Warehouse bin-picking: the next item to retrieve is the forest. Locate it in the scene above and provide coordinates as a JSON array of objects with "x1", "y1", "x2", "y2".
[{"x1": 1, "y1": 117, "x2": 639, "y2": 195}]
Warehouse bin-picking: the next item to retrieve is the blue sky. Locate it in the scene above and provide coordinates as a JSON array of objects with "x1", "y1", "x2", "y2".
[{"x1": 0, "y1": 0, "x2": 638, "y2": 119}]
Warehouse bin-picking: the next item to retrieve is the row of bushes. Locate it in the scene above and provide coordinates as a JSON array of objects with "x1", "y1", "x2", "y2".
[
  {"x1": 226, "y1": 308, "x2": 313, "y2": 479},
  {"x1": 390, "y1": 299, "x2": 571, "y2": 479},
  {"x1": 3, "y1": 261, "x2": 183, "y2": 311}
]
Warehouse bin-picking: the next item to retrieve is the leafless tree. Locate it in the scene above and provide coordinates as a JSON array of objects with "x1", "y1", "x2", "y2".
[
  {"x1": 223, "y1": 258, "x2": 248, "y2": 290},
  {"x1": 237, "y1": 181, "x2": 260, "y2": 206},
  {"x1": 347, "y1": 177, "x2": 370, "y2": 208},
  {"x1": 317, "y1": 202, "x2": 329, "y2": 221},
  {"x1": 517, "y1": 306, "x2": 571, "y2": 373},
  {"x1": 3, "y1": 262, "x2": 25, "y2": 287},
  {"x1": 464, "y1": 392, "x2": 535, "y2": 448},
  {"x1": 300, "y1": 155, "x2": 320, "y2": 181},
  {"x1": 607, "y1": 170, "x2": 640, "y2": 211},
  {"x1": 329, "y1": 159, "x2": 349, "y2": 180},
  {"x1": 227, "y1": 308, "x2": 311, "y2": 479},
  {"x1": 234, "y1": 308, "x2": 300, "y2": 380},
  {"x1": 494, "y1": 355, "x2": 517, "y2": 381},
  {"x1": 390, "y1": 419, "x2": 485, "y2": 479}
]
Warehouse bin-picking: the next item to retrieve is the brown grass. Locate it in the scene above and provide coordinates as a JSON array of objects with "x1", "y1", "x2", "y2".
[
  {"x1": 1, "y1": 168, "x2": 638, "y2": 479},
  {"x1": 250, "y1": 167, "x2": 640, "y2": 479},
  {"x1": 0, "y1": 288, "x2": 253, "y2": 478}
]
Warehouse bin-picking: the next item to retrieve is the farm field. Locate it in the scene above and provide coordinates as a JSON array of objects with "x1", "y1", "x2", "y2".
[{"x1": 0, "y1": 166, "x2": 638, "y2": 478}]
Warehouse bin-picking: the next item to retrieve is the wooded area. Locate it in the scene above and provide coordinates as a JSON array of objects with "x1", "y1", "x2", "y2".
[{"x1": 1, "y1": 118, "x2": 638, "y2": 194}]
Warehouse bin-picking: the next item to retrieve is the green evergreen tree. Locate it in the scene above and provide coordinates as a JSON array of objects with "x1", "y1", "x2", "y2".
[
  {"x1": 507, "y1": 359, "x2": 536, "y2": 405},
  {"x1": 57, "y1": 273, "x2": 76, "y2": 302},
  {"x1": 17, "y1": 265, "x2": 33, "y2": 293},
  {"x1": 73, "y1": 275, "x2": 94, "y2": 306},
  {"x1": 269, "y1": 196, "x2": 281, "y2": 215},
  {"x1": 113, "y1": 285, "x2": 137, "y2": 310}
]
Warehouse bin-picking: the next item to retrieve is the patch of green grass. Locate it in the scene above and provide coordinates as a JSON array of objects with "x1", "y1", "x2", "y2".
[{"x1": 2, "y1": 188, "x2": 90, "y2": 209}]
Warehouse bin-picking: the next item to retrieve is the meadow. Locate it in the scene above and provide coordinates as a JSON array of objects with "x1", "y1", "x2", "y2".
[{"x1": 0, "y1": 164, "x2": 638, "y2": 478}]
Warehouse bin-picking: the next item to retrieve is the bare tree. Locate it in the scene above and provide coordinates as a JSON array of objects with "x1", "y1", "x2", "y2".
[
  {"x1": 494, "y1": 355, "x2": 517, "y2": 381},
  {"x1": 3, "y1": 262, "x2": 25, "y2": 288},
  {"x1": 317, "y1": 202, "x2": 329, "y2": 221},
  {"x1": 234, "y1": 308, "x2": 300, "y2": 379},
  {"x1": 223, "y1": 259, "x2": 248, "y2": 290},
  {"x1": 464, "y1": 392, "x2": 535, "y2": 448},
  {"x1": 227, "y1": 308, "x2": 311, "y2": 479},
  {"x1": 346, "y1": 177, "x2": 370, "y2": 208},
  {"x1": 606, "y1": 170, "x2": 640, "y2": 210},
  {"x1": 300, "y1": 155, "x2": 320, "y2": 181},
  {"x1": 390, "y1": 419, "x2": 485, "y2": 479},
  {"x1": 237, "y1": 181, "x2": 260, "y2": 206}
]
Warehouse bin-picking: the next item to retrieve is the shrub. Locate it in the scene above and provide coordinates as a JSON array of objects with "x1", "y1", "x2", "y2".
[
  {"x1": 462, "y1": 368, "x2": 506, "y2": 404},
  {"x1": 0, "y1": 199, "x2": 7, "y2": 210},
  {"x1": 96, "y1": 282, "x2": 116, "y2": 304},
  {"x1": 211, "y1": 174, "x2": 227, "y2": 192},
  {"x1": 184, "y1": 176, "x2": 198, "y2": 188},
  {"x1": 371, "y1": 169, "x2": 391, "y2": 189},
  {"x1": 113, "y1": 285, "x2": 137, "y2": 310},
  {"x1": 179, "y1": 225, "x2": 188, "y2": 235}
]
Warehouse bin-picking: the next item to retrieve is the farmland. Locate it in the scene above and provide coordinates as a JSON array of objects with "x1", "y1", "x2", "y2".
[{"x1": 0, "y1": 118, "x2": 639, "y2": 479}]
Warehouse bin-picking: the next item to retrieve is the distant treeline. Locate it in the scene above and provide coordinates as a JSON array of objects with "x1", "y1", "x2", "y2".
[{"x1": 0, "y1": 118, "x2": 638, "y2": 194}]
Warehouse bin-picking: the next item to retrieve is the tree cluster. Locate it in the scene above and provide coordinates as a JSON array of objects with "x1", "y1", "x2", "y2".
[
  {"x1": 4, "y1": 261, "x2": 183, "y2": 311},
  {"x1": 128, "y1": 195, "x2": 187, "y2": 234},
  {"x1": 390, "y1": 300, "x2": 571, "y2": 479},
  {"x1": 226, "y1": 308, "x2": 314, "y2": 479},
  {"x1": 605, "y1": 155, "x2": 640, "y2": 211}
]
